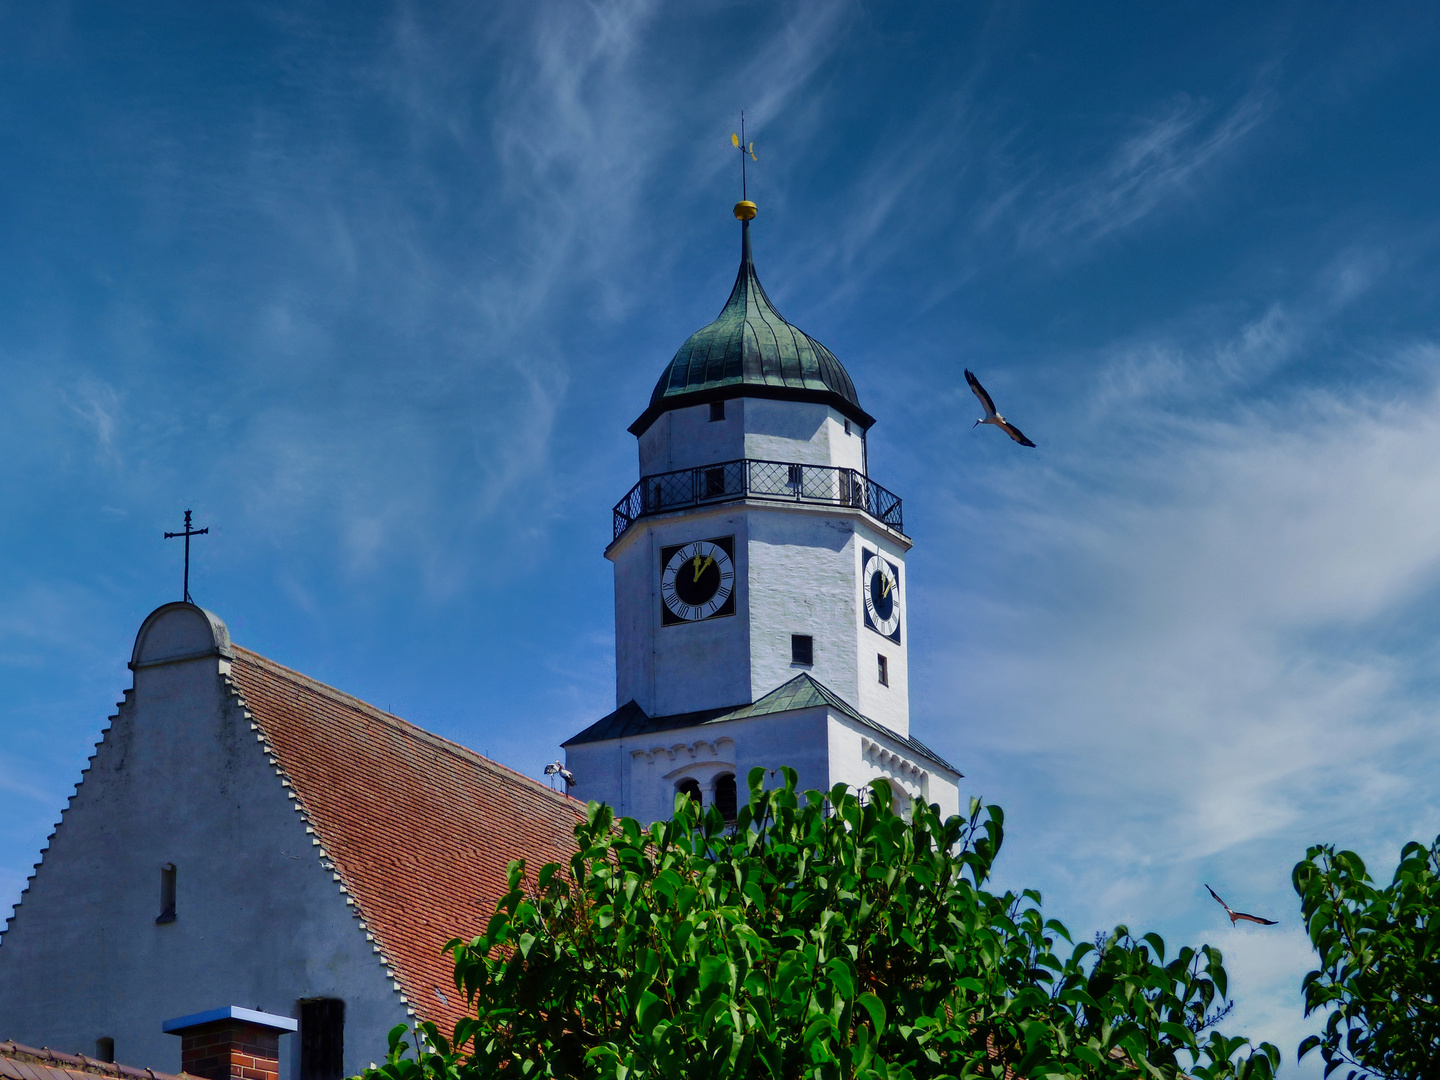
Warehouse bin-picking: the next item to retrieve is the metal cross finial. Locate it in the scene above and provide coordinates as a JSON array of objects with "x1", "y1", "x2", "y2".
[
  {"x1": 730, "y1": 111, "x2": 758, "y2": 200},
  {"x1": 164, "y1": 509, "x2": 209, "y2": 604}
]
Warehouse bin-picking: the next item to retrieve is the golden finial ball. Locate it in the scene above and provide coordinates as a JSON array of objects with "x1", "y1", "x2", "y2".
[{"x1": 733, "y1": 200, "x2": 757, "y2": 221}]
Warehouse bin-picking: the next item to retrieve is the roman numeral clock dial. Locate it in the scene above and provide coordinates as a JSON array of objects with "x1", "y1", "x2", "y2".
[
  {"x1": 862, "y1": 549, "x2": 901, "y2": 641},
  {"x1": 660, "y1": 537, "x2": 736, "y2": 625}
]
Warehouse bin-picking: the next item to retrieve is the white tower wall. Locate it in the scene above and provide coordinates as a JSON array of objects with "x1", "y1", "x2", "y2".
[
  {"x1": 609, "y1": 504, "x2": 911, "y2": 729},
  {"x1": 638, "y1": 399, "x2": 865, "y2": 476},
  {"x1": 611, "y1": 505, "x2": 753, "y2": 716}
]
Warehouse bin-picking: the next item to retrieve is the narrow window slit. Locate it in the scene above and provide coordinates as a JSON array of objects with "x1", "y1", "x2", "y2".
[{"x1": 156, "y1": 864, "x2": 176, "y2": 924}]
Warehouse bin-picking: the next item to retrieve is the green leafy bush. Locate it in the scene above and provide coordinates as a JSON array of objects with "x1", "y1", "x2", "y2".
[
  {"x1": 1294, "y1": 836, "x2": 1440, "y2": 1079},
  {"x1": 363, "y1": 769, "x2": 1277, "y2": 1080}
]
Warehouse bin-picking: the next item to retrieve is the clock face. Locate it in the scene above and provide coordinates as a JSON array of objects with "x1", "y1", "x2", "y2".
[
  {"x1": 862, "y1": 549, "x2": 901, "y2": 642},
  {"x1": 660, "y1": 536, "x2": 737, "y2": 625}
]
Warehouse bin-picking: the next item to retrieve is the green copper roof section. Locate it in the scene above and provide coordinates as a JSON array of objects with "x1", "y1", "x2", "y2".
[
  {"x1": 629, "y1": 221, "x2": 874, "y2": 436},
  {"x1": 562, "y1": 673, "x2": 960, "y2": 776}
]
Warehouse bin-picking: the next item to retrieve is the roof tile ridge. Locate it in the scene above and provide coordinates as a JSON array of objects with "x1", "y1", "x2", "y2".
[
  {"x1": 229, "y1": 647, "x2": 583, "y2": 811},
  {"x1": 0, "y1": 1043, "x2": 188, "y2": 1080},
  {"x1": 214, "y1": 667, "x2": 420, "y2": 1025}
]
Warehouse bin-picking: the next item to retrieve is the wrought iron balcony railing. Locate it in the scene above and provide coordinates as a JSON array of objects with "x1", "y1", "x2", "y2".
[{"x1": 612, "y1": 458, "x2": 904, "y2": 542}]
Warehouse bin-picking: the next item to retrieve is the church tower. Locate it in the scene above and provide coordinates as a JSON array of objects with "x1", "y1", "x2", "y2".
[{"x1": 563, "y1": 201, "x2": 960, "y2": 824}]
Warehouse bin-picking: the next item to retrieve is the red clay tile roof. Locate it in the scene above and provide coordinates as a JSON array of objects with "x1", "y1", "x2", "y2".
[
  {"x1": 0, "y1": 1041, "x2": 186, "y2": 1080},
  {"x1": 225, "y1": 648, "x2": 586, "y2": 1032}
]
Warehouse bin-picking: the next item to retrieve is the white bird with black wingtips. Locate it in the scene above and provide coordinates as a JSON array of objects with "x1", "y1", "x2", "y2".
[
  {"x1": 965, "y1": 369, "x2": 1036, "y2": 447},
  {"x1": 544, "y1": 761, "x2": 575, "y2": 788}
]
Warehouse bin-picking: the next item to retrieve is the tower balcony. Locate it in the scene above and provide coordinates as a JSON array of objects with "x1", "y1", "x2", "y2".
[{"x1": 612, "y1": 458, "x2": 905, "y2": 543}]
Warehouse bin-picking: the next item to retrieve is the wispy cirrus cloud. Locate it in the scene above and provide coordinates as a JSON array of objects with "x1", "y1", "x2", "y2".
[
  {"x1": 64, "y1": 380, "x2": 123, "y2": 464},
  {"x1": 1006, "y1": 85, "x2": 1272, "y2": 256}
]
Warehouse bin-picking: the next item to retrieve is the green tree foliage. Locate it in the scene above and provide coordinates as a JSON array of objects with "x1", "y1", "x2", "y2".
[
  {"x1": 364, "y1": 769, "x2": 1278, "y2": 1080},
  {"x1": 1293, "y1": 835, "x2": 1440, "y2": 1079}
]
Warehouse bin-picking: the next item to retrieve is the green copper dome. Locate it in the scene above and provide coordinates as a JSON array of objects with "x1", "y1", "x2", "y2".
[{"x1": 629, "y1": 221, "x2": 873, "y2": 436}]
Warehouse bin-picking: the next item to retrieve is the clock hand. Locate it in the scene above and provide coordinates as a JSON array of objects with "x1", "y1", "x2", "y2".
[
  {"x1": 881, "y1": 576, "x2": 893, "y2": 599},
  {"x1": 693, "y1": 554, "x2": 715, "y2": 582}
]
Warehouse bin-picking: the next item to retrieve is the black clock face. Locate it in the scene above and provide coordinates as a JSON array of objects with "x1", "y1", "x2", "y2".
[
  {"x1": 661, "y1": 536, "x2": 737, "y2": 625},
  {"x1": 869, "y1": 570, "x2": 895, "y2": 621},
  {"x1": 862, "y1": 549, "x2": 901, "y2": 642}
]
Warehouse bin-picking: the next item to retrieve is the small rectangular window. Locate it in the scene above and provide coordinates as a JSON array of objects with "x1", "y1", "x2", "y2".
[
  {"x1": 709, "y1": 400, "x2": 725, "y2": 422},
  {"x1": 787, "y1": 463, "x2": 803, "y2": 487},
  {"x1": 156, "y1": 864, "x2": 176, "y2": 924},
  {"x1": 95, "y1": 1039, "x2": 115, "y2": 1064},
  {"x1": 877, "y1": 654, "x2": 889, "y2": 686},
  {"x1": 791, "y1": 635, "x2": 813, "y2": 666},
  {"x1": 844, "y1": 419, "x2": 851, "y2": 435},
  {"x1": 300, "y1": 999, "x2": 345, "y2": 1080},
  {"x1": 704, "y1": 467, "x2": 726, "y2": 498}
]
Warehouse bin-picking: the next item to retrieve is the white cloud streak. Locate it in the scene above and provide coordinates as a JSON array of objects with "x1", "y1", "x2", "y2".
[{"x1": 1008, "y1": 86, "x2": 1272, "y2": 256}]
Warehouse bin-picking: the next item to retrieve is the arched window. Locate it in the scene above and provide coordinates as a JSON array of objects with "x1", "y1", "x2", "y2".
[
  {"x1": 714, "y1": 773, "x2": 737, "y2": 823},
  {"x1": 675, "y1": 778, "x2": 702, "y2": 808},
  {"x1": 871, "y1": 778, "x2": 911, "y2": 818}
]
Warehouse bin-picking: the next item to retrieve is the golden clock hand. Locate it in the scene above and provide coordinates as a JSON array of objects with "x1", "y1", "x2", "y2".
[
  {"x1": 881, "y1": 576, "x2": 893, "y2": 599},
  {"x1": 693, "y1": 554, "x2": 715, "y2": 582}
]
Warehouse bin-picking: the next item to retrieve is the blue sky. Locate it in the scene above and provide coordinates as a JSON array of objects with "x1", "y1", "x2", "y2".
[{"x1": 4, "y1": 2, "x2": 1440, "y2": 1070}]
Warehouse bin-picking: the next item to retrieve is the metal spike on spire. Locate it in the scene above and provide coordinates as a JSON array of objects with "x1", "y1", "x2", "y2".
[{"x1": 730, "y1": 111, "x2": 758, "y2": 221}]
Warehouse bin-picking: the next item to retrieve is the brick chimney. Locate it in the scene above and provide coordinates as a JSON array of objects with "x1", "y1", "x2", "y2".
[{"x1": 162, "y1": 1007, "x2": 297, "y2": 1080}]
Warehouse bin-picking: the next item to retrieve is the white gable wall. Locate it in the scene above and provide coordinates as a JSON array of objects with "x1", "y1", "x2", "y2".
[
  {"x1": 826, "y1": 714, "x2": 961, "y2": 822},
  {"x1": 567, "y1": 707, "x2": 832, "y2": 826},
  {"x1": 0, "y1": 608, "x2": 406, "y2": 1077},
  {"x1": 566, "y1": 706, "x2": 960, "y2": 828}
]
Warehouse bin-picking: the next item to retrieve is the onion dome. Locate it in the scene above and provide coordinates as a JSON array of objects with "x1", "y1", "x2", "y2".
[{"x1": 629, "y1": 205, "x2": 873, "y2": 436}]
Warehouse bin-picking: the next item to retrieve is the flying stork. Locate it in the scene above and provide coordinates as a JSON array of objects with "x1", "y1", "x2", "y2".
[
  {"x1": 1205, "y1": 884, "x2": 1277, "y2": 926},
  {"x1": 965, "y1": 369, "x2": 1036, "y2": 447}
]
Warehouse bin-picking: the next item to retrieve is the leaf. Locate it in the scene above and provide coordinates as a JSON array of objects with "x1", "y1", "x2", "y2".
[
  {"x1": 856, "y1": 993, "x2": 886, "y2": 1036},
  {"x1": 826, "y1": 958, "x2": 855, "y2": 1000},
  {"x1": 699, "y1": 955, "x2": 731, "y2": 993}
]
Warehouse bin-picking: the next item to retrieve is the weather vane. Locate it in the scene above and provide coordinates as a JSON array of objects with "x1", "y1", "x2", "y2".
[
  {"x1": 164, "y1": 509, "x2": 209, "y2": 603},
  {"x1": 730, "y1": 111, "x2": 758, "y2": 203}
]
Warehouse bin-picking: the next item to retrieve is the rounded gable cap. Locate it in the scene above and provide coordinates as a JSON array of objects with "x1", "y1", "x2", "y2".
[
  {"x1": 629, "y1": 220, "x2": 874, "y2": 437},
  {"x1": 131, "y1": 602, "x2": 233, "y2": 669}
]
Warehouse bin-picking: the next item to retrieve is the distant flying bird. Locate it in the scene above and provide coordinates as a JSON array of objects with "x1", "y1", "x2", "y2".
[
  {"x1": 965, "y1": 369, "x2": 1036, "y2": 447},
  {"x1": 544, "y1": 761, "x2": 576, "y2": 787},
  {"x1": 1205, "y1": 884, "x2": 1277, "y2": 926}
]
